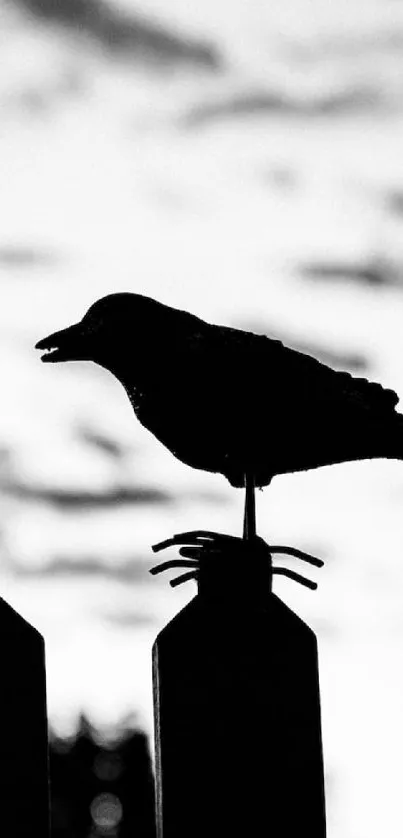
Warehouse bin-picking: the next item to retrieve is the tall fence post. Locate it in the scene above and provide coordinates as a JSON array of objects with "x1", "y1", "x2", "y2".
[
  {"x1": 151, "y1": 534, "x2": 326, "y2": 837},
  {"x1": 0, "y1": 597, "x2": 50, "y2": 837}
]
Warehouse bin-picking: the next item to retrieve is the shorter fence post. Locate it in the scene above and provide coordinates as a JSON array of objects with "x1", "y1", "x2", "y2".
[{"x1": 0, "y1": 597, "x2": 50, "y2": 837}]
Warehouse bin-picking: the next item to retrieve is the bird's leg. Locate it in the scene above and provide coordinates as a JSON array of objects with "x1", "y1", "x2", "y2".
[{"x1": 243, "y1": 471, "x2": 256, "y2": 541}]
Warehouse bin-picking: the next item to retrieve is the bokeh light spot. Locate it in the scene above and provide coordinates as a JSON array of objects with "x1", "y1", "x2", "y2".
[{"x1": 90, "y1": 792, "x2": 123, "y2": 831}]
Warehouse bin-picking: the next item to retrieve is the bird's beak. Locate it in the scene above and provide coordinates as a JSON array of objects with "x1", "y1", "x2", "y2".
[{"x1": 35, "y1": 322, "x2": 89, "y2": 363}]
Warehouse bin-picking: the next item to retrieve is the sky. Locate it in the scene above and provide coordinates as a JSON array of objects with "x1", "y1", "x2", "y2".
[{"x1": 2, "y1": 1, "x2": 403, "y2": 835}]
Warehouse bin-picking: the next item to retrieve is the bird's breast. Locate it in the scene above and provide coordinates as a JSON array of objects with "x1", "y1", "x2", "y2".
[{"x1": 126, "y1": 379, "x2": 247, "y2": 480}]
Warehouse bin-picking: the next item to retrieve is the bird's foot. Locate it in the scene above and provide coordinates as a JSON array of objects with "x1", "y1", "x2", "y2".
[{"x1": 150, "y1": 530, "x2": 324, "y2": 590}]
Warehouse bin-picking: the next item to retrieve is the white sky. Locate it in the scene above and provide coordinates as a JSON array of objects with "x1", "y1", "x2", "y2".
[{"x1": 2, "y1": 2, "x2": 403, "y2": 835}]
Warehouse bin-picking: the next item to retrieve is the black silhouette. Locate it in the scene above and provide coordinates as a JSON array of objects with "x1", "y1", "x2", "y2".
[
  {"x1": 151, "y1": 533, "x2": 326, "y2": 838},
  {"x1": 35, "y1": 297, "x2": 333, "y2": 836},
  {"x1": 49, "y1": 714, "x2": 156, "y2": 837},
  {"x1": 36, "y1": 292, "x2": 403, "y2": 536},
  {"x1": 150, "y1": 530, "x2": 323, "y2": 590},
  {"x1": 0, "y1": 598, "x2": 50, "y2": 837}
]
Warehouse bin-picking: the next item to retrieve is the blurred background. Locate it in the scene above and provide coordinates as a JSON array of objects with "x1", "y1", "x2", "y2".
[{"x1": 2, "y1": 0, "x2": 403, "y2": 834}]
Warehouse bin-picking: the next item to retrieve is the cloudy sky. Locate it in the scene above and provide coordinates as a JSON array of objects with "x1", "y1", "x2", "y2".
[{"x1": 2, "y1": 1, "x2": 403, "y2": 835}]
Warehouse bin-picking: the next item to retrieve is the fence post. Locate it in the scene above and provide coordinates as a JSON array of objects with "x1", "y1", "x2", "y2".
[
  {"x1": 0, "y1": 597, "x2": 50, "y2": 837},
  {"x1": 151, "y1": 535, "x2": 326, "y2": 837}
]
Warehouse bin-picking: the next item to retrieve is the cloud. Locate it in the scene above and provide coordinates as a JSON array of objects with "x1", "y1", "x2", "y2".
[
  {"x1": 99, "y1": 609, "x2": 155, "y2": 628},
  {"x1": 16, "y1": 0, "x2": 220, "y2": 69},
  {"x1": 299, "y1": 259, "x2": 401, "y2": 290},
  {"x1": 1, "y1": 480, "x2": 173, "y2": 509},
  {"x1": 0, "y1": 245, "x2": 59, "y2": 269},
  {"x1": 76, "y1": 424, "x2": 130, "y2": 461},
  {"x1": 182, "y1": 85, "x2": 382, "y2": 128},
  {"x1": 13, "y1": 555, "x2": 152, "y2": 583}
]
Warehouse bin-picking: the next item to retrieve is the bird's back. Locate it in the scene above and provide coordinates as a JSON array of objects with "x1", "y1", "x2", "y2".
[{"x1": 126, "y1": 312, "x2": 403, "y2": 487}]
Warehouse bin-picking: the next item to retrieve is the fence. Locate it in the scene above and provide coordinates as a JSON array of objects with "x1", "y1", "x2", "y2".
[
  {"x1": 0, "y1": 597, "x2": 50, "y2": 837},
  {"x1": 0, "y1": 533, "x2": 326, "y2": 838}
]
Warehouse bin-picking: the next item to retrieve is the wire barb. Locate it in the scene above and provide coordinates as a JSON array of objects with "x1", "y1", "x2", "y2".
[
  {"x1": 150, "y1": 559, "x2": 199, "y2": 576},
  {"x1": 272, "y1": 567, "x2": 318, "y2": 590},
  {"x1": 269, "y1": 546, "x2": 324, "y2": 568},
  {"x1": 152, "y1": 530, "x2": 239, "y2": 553},
  {"x1": 150, "y1": 530, "x2": 324, "y2": 592},
  {"x1": 169, "y1": 571, "x2": 199, "y2": 588}
]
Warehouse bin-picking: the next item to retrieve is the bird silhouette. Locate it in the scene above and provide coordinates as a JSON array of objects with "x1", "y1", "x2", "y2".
[{"x1": 36, "y1": 293, "x2": 403, "y2": 541}]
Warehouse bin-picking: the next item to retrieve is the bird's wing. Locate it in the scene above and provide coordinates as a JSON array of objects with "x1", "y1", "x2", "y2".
[
  {"x1": 201, "y1": 324, "x2": 400, "y2": 418},
  {"x1": 264, "y1": 337, "x2": 399, "y2": 415}
]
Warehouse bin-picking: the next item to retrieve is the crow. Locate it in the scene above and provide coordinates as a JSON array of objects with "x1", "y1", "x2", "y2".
[{"x1": 36, "y1": 292, "x2": 403, "y2": 539}]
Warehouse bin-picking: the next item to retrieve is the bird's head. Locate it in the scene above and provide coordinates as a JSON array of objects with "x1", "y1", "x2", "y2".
[{"x1": 35, "y1": 293, "x2": 168, "y2": 373}]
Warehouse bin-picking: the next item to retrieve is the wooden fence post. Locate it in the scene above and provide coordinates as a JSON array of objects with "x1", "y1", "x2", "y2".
[
  {"x1": 0, "y1": 597, "x2": 50, "y2": 837},
  {"x1": 151, "y1": 535, "x2": 326, "y2": 838}
]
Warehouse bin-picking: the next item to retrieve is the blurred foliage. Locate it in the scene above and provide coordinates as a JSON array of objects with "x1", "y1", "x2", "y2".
[{"x1": 49, "y1": 714, "x2": 156, "y2": 837}]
